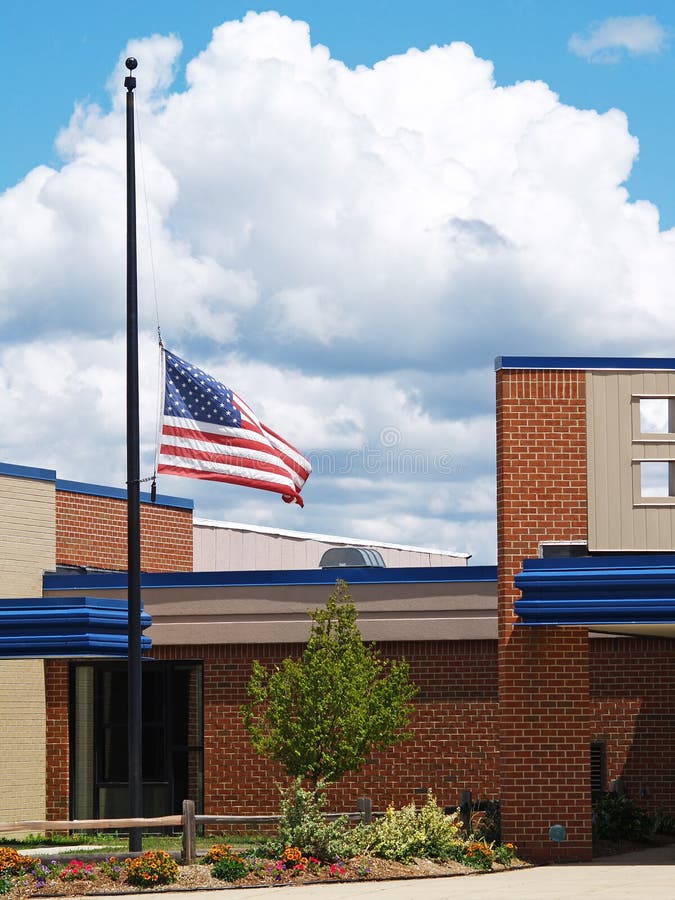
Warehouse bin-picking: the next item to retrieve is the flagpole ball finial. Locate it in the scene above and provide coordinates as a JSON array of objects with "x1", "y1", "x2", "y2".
[{"x1": 126, "y1": 57, "x2": 138, "y2": 71}]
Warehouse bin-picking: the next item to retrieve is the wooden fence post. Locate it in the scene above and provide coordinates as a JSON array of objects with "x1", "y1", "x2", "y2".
[
  {"x1": 459, "y1": 790, "x2": 472, "y2": 834},
  {"x1": 181, "y1": 800, "x2": 196, "y2": 865},
  {"x1": 356, "y1": 797, "x2": 372, "y2": 824}
]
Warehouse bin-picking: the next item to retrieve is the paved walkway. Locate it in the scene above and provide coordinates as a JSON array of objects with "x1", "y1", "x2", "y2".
[{"x1": 78, "y1": 844, "x2": 675, "y2": 900}]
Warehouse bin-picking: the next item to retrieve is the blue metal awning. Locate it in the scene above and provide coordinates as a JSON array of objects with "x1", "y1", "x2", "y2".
[
  {"x1": 515, "y1": 555, "x2": 675, "y2": 627},
  {"x1": 0, "y1": 596, "x2": 151, "y2": 658}
]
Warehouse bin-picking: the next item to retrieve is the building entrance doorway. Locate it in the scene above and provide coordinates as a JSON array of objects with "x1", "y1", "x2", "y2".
[{"x1": 71, "y1": 661, "x2": 203, "y2": 820}]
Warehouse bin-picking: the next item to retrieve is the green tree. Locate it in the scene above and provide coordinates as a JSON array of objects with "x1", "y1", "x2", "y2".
[{"x1": 241, "y1": 580, "x2": 417, "y2": 788}]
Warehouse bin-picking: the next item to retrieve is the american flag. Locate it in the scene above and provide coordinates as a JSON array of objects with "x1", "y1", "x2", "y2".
[{"x1": 157, "y1": 349, "x2": 311, "y2": 506}]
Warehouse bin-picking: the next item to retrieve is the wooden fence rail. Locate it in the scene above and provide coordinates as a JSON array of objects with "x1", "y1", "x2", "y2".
[{"x1": 0, "y1": 797, "x2": 375, "y2": 865}]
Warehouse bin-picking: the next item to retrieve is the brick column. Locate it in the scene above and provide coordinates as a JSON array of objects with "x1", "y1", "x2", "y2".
[
  {"x1": 496, "y1": 368, "x2": 592, "y2": 861},
  {"x1": 45, "y1": 660, "x2": 70, "y2": 820}
]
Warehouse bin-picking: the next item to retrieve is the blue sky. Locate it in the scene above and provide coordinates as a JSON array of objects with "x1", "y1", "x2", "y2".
[
  {"x1": 4, "y1": 1, "x2": 675, "y2": 225},
  {"x1": 1, "y1": 2, "x2": 675, "y2": 564}
]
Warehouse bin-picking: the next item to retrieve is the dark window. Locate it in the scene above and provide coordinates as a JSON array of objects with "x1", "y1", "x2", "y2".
[{"x1": 71, "y1": 660, "x2": 203, "y2": 820}]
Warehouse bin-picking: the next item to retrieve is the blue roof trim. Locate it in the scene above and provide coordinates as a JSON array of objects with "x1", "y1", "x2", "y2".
[
  {"x1": 44, "y1": 564, "x2": 498, "y2": 591},
  {"x1": 515, "y1": 555, "x2": 675, "y2": 626},
  {"x1": 0, "y1": 596, "x2": 151, "y2": 659},
  {"x1": 495, "y1": 356, "x2": 675, "y2": 372},
  {"x1": 0, "y1": 462, "x2": 56, "y2": 483},
  {"x1": 56, "y1": 479, "x2": 194, "y2": 510}
]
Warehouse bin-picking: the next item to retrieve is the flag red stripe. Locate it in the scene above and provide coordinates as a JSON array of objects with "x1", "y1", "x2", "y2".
[
  {"x1": 156, "y1": 463, "x2": 304, "y2": 506},
  {"x1": 161, "y1": 424, "x2": 311, "y2": 480},
  {"x1": 159, "y1": 442, "x2": 296, "y2": 481}
]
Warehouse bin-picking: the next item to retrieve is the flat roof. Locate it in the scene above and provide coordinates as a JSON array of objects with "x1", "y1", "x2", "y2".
[
  {"x1": 495, "y1": 356, "x2": 675, "y2": 371},
  {"x1": 44, "y1": 564, "x2": 498, "y2": 591}
]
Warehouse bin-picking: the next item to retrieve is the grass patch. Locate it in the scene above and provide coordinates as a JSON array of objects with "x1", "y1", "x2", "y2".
[{"x1": 1, "y1": 831, "x2": 266, "y2": 855}]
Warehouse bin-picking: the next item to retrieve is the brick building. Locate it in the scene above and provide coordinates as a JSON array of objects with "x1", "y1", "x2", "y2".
[{"x1": 2, "y1": 356, "x2": 675, "y2": 862}]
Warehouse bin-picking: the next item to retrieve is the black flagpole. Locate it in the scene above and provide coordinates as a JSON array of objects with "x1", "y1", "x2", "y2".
[{"x1": 125, "y1": 56, "x2": 143, "y2": 853}]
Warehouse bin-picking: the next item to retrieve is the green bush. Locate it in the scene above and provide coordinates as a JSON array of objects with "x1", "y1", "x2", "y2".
[
  {"x1": 211, "y1": 853, "x2": 249, "y2": 882},
  {"x1": 493, "y1": 841, "x2": 517, "y2": 866},
  {"x1": 0, "y1": 875, "x2": 12, "y2": 895},
  {"x1": 593, "y1": 793, "x2": 652, "y2": 841},
  {"x1": 369, "y1": 791, "x2": 463, "y2": 862},
  {"x1": 652, "y1": 810, "x2": 675, "y2": 835},
  {"x1": 268, "y1": 779, "x2": 366, "y2": 861}
]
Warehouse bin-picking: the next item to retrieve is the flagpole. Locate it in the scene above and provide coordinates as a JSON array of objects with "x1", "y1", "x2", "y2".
[{"x1": 125, "y1": 55, "x2": 143, "y2": 854}]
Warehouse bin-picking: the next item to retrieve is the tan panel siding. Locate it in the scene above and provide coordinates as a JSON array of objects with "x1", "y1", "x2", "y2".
[
  {"x1": 0, "y1": 476, "x2": 55, "y2": 597},
  {"x1": 0, "y1": 474, "x2": 54, "y2": 827},
  {"x1": 588, "y1": 371, "x2": 675, "y2": 550},
  {"x1": 0, "y1": 659, "x2": 47, "y2": 829}
]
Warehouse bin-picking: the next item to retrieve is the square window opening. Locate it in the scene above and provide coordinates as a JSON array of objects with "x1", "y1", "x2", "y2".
[{"x1": 639, "y1": 460, "x2": 675, "y2": 499}]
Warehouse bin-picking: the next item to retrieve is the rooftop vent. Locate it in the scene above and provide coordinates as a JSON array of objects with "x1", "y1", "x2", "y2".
[{"x1": 319, "y1": 547, "x2": 386, "y2": 568}]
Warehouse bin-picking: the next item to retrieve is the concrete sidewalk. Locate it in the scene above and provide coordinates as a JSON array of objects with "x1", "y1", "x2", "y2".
[{"x1": 78, "y1": 844, "x2": 675, "y2": 900}]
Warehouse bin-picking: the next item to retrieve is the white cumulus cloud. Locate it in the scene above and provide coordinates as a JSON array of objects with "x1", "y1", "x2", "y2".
[
  {"x1": 569, "y1": 15, "x2": 669, "y2": 63},
  {"x1": 1, "y1": 11, "x2": 675, "y2": 562}
]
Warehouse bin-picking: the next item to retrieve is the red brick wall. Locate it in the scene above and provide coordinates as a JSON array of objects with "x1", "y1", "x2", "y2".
[
  {"x1": 45, "y1": 660, "x2": 70, "y2": 820},
  {"x1": 590, "y1": 637, "x2": 675, "y2": 809},
  {"x1": 43, "y1": 635, "x2": 675, "y2": 831},
  {"x1": 496, "y1": 368, "x2": 592, "y2": 860},
  {"x1": 56, "y1": 491, "x2": 193, "y2": 572},
  {"x1": 155, "y1": 641, "x2": 500, "y2": 814}
]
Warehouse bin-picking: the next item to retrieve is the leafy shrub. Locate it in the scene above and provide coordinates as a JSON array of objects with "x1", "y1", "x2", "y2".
[
  {"x1": 211, "y1": 852, "x2": 249, "y2": 882},
  {"x1": 268, "y1": 779, "x2": 366, "y2": 861},
  {"x1": 493, "y1": 842, "x2": 517, "y2": 866},
  {"x1": 242, "y1": 582, "x2": 417, "y2": 786},
  {"x1": 125, "y1": 850, "x2": 179, "y2": 887},
  {"x1": 369, "y1": 790, "x2": 463, "y2": 862},
  {"x1": 0, "y1": 874, "x2": 12, "y2": 895},
  {"x1": 652, "y1": 810, "x2": 675, "y2": 835},
  {"x1": 0, "y1": 847, "x2": 37, "y2": 875},
  {"x1": 593, "y1": 793, "x2": 652, "y2": 842}
]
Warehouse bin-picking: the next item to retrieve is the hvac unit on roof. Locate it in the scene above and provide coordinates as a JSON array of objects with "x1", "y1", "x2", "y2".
[{"x1": 319, "y1": 547, "x2": 386, "y2": 568}]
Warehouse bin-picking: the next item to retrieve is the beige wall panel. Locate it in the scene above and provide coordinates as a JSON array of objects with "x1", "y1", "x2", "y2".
[
  {"x1": 193, "y1": 522, "x2": 468, "y2": 571},
  {"x1": 47, "y1": 579, "x2": 497, "y2": 644},
  {"x1": 588, "y1": 371, "x2": 675, "y2": 551},
  {"x1": 0, "y1": 476, "x2": 56, "y2": 597},
  {"x1": 0, "y1": 660, "x2": 47, "y2": 831},
  {"x1": 0, "y1": 473, "x2": 55, "y2": 827}
]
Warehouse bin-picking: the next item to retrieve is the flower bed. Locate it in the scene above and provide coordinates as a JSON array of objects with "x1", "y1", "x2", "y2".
[
  {"x1": 1, "y1": 790, "x2": 525, "y2": 896},
  {"x1": 1, "y1": 850, "x2": 526, "y2": 898}
]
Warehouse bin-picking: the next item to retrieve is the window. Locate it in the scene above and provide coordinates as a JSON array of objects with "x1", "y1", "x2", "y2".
[
  {"x1": 631, "y1": 396, "x2": 675, "y2": 505},
  {"x1": 71, "y1": 661, "x2": 203, "y2": 820},
  {"x1": 638, "y1": 398, "x2": 673, "y2": 435}
]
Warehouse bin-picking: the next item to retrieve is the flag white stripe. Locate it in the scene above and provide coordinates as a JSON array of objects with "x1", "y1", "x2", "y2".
[
  {"x1": 159, "y1": 452, "x2": 297, "y2": 488},
  {"x1": 162, "y1": 414, "x2": 311, "y2": 479}
]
